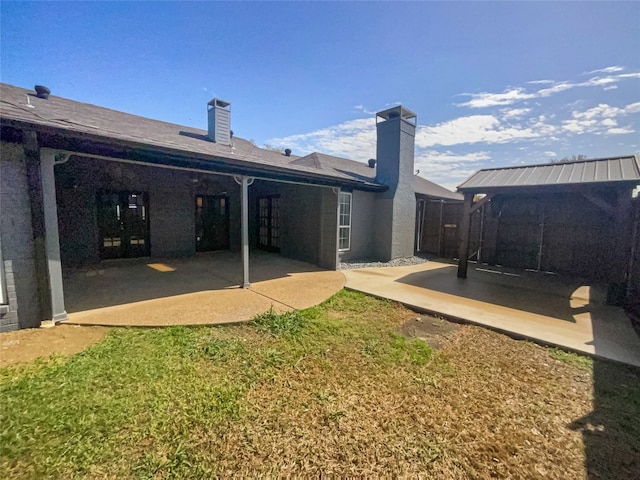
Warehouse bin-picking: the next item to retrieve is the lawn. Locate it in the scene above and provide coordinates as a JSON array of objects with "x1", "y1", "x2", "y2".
[{"x1": 1, "y1": 290, "x2": 639, "y2": 478}]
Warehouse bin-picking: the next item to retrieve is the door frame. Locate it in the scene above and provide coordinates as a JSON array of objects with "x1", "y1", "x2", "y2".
[{"x1": 96, "y1": 190, "x2": 150, "y2": 260}]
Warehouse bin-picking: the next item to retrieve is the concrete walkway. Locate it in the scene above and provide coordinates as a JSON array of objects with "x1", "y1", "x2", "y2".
[
  {"x1": 64, "y1": 251, "x2": 343, "y2": 327},
  {"x1": 343, "y1": 260, "x2": 640, "y2": 367}
]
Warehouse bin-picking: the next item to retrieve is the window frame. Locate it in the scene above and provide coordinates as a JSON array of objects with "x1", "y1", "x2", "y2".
[{"x1": 338, "y1": 191, "x2": 352, "y2": 252}]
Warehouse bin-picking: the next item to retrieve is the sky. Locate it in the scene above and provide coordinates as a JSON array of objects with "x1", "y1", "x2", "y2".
[{"x1": 1, "y1": 1, "x2": 639, "y2": 190}]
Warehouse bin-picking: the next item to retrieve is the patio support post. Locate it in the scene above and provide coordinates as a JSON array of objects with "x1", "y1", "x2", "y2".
[
  {"x1": 39, "y1": 148, "x2": 68, "y2": 325},
  {"x1": 457, "y1": 193, "x2": 474, "y2": 279},
  {"x1": 240, "y1": 176, "x2": 251, "y2": 288}
]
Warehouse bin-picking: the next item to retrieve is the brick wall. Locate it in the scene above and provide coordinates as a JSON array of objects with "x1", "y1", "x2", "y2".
[
  {"x1": 339, "y1": 190, "x2": 376, "y2": 262},
  {"x1": 56, "y1": 156, "x2": 239, "y2": 265},
  {"x1": 0, "y1": 141, "x2": 41, "y2": 331}
]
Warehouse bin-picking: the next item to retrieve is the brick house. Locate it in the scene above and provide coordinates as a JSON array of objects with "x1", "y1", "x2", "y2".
[{"x1": 0, "y1": 83, "x2": 458, "y2": 331}]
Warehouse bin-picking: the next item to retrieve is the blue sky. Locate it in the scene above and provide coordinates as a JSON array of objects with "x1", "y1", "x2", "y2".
[{"x1": 1, "y1": 1, "x2": 639, "y2": 189}]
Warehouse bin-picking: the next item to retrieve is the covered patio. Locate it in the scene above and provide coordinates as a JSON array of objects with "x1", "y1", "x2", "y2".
[{"x1": 63, "y1": 251, "x2": 344, "y2": 327}]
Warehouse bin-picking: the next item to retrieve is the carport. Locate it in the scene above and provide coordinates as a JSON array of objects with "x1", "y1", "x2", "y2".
[{"x1": 455, "y1": 156, "x2": 640, "y2": 305}]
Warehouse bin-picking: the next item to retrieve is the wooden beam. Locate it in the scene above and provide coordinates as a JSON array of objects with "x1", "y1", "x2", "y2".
[
  {"x1": 457, "y1": 193, "x2": 474, "y2": 279},
  {"x1": 582, "y1": 192, "x2": 616, "y2": 217},
  {"x1": 470, "y1": 193, "x2": 495, "y2": 214}
]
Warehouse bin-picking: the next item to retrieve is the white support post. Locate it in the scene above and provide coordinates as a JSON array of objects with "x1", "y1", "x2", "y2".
[
  {"x1": 241, "y1": 176, "x2": 250, "y2": 288},
  {"x1": 40, "y1": 148, "x2": 68, "y2": 325}
]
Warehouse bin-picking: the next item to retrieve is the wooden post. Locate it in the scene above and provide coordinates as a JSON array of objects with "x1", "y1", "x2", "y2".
[{"x1": 457, "y1": 193, "x2": 474, "y2": 279}]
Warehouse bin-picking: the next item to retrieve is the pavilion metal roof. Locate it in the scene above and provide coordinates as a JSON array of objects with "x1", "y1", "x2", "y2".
[{"x1": 458, "y1": 156, "x2": 640, "y2": 192}]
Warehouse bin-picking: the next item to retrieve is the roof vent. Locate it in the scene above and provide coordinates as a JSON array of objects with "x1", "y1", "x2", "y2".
[
  {"x1": 34, "y1": 85, "x2": 50, "y2": 99},
  {"x1": 368, "y1": 158, "x2": 376, "y2": 168},
  {"x1": 284, "y1": 148, "x2": 292, "y2": 157},
  {"x1": 207, "y1": 98, "x2": 231, "y2": 145}
]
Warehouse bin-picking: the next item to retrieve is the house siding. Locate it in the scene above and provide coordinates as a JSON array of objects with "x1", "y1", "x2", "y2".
[
  {"x1": 248, "y1": 181, "x2": 338, "y2": 268},
  {"x1": 318, "y1": 188, "x2": 338, "y2": 270},
  {"x1": 149, "y1": 186, "x2": 194, "y2": 258},
  {"x1": 0, "y1": 141, "x2": 41, "y2": 330},
  {"x1": 339, "y1": 190, "x2": 376, "y2": 262}
]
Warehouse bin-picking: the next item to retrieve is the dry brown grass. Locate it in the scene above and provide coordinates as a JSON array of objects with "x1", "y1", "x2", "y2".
[
  {"x1": 210, "y1": 313, "x2": 596, "y2": 477},
  {"x1": 2, "y1": 290, "x2": 639, "y2": 478}
]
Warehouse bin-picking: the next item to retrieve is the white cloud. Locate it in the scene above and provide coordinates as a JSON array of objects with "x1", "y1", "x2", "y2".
[
  {"x1": 586, "y1": 66, "x2": 625, "y2": 74},
  {"x1": 527, "y1": 79, "x2": 555, "y2": 85},
  {"x1": 415, "y1": 114, "x2": 555, "y2": 147},
  {"x1": 354, "y1": 105, "x2": 376, "y2": 115},
  {"x1": 268, "y1": 118, "x2": 376, "y2": 161},
  {"x1": 457, "y1": 88, "x2": 535, "y2": 108},
  {"x1": 501, "y1": 107, "x2": 531, "y2": 119},
  {"x1": 603, "y1": 85, "x2": 619, "y2": 91},
  {"x1": 562, "y1": 102, "x2": 640, "y2": 135},
  {"x1": 618, "y1": 73, "x2": 640, "y2": 79},
  {"x1": 543, "y1": 151, "x2": 556, "y2": 157},
  {"x1": 414, "y1": 150, "x2": 491, "y2": 190},
  {"x1": 458, "y1": 71, "x2": 640, "y2": 109},
  {"x1": 608, "y1": 127, "x2": 634, "y2": 135}
]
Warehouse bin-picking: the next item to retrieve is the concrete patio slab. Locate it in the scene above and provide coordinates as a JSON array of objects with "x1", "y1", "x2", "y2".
[
  {"x1": 63, "y1": 252, "x2": 344, "y2": 327},
  {"x1": 343, "y1": 260, "x2": 640, "y2": 368}
]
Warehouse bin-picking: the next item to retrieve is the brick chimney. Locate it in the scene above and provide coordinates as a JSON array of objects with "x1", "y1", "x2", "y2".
[{"x1": 373, "y1": 105, "x2": 417, "y2": 260}]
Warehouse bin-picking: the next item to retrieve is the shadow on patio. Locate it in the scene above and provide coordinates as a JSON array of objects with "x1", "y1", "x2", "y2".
[
  {"x1": 343, "y1": 259, "x2": 640, "y2": 366},
  {"x1": 63, "y1": 251, "x2": 344, "y2": 326},
  {"x1": 568, "y1": 289, "x2": 640, "y2": 479},
  {"x1": 395, "y1": 261, "x2": 591, "y2": 322}
]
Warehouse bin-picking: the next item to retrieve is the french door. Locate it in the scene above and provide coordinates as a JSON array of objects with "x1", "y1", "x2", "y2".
[
  {"x1": 257, "y1": 195, "x2": 280, "y2": 252},
  {"x1": 195, "y1": 195, "x2": 230, "y2": 252},
  {"x1": 97, "y1": 191, "x2": 150, "y2": 259}
]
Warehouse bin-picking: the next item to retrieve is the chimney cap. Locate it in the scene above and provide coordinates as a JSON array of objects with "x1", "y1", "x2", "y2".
[
  {"x1": 207, "y1": 98, "x2": 230, "y2": 109},
  {"x1": 376, "y1": 105, "x2": 416, "y2": 123},
  {"x1": 34, "y1": 85, "x2": 51, "y2": 99}
]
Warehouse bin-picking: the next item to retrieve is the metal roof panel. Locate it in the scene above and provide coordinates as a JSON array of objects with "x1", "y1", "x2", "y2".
[{"x1": 458, "y1": 156, "x2": 640, "y2": 191}]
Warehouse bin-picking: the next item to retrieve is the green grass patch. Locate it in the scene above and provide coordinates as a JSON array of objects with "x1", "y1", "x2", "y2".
[
  {"x1": 251, "y1": 307, "x2": 308, "y2": 337},
  {"x1": 549, "y1": 347, "x2": 593, "y2": 370}
]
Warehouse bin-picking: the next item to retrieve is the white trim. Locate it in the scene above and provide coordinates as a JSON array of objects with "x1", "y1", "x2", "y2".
[{"x1": 338, "y1": 191, "x2": 352, "y2": 252}]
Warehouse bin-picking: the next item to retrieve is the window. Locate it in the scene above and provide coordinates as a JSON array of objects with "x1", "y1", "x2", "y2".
[
  {"x1": 338, "y1": 191, "x2": 352, "y2": 251},
  {"x1": 257, "y1": 195, "x2": 280, "y2": 252}
]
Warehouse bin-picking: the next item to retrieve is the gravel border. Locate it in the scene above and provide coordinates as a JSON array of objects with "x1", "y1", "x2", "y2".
[{"x1": 339, "y1": 254, "x2": 429, "y2": 270}]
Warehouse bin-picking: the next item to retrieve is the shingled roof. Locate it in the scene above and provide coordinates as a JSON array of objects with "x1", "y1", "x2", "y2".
[
  {"x1": 0, "y1": 83, "x2": 383, "y2": 190},
  {"x1": 1, "y1": 83, "x2": 460, "y2": 197},
  {"x1": 458, "y1": 156, "x2": 640, "y2": 192},
  {"x1": 290, "y1": 152, "x2": 462, "y2": 201}
]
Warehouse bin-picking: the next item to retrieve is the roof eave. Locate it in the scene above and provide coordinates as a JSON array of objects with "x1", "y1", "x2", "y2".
[
  {"x1": 1, "y1": 118, "x2": 388, "y2": 192},
  {"x1": 457, "y1": 180, "x2": 640, "y2": 194}
]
